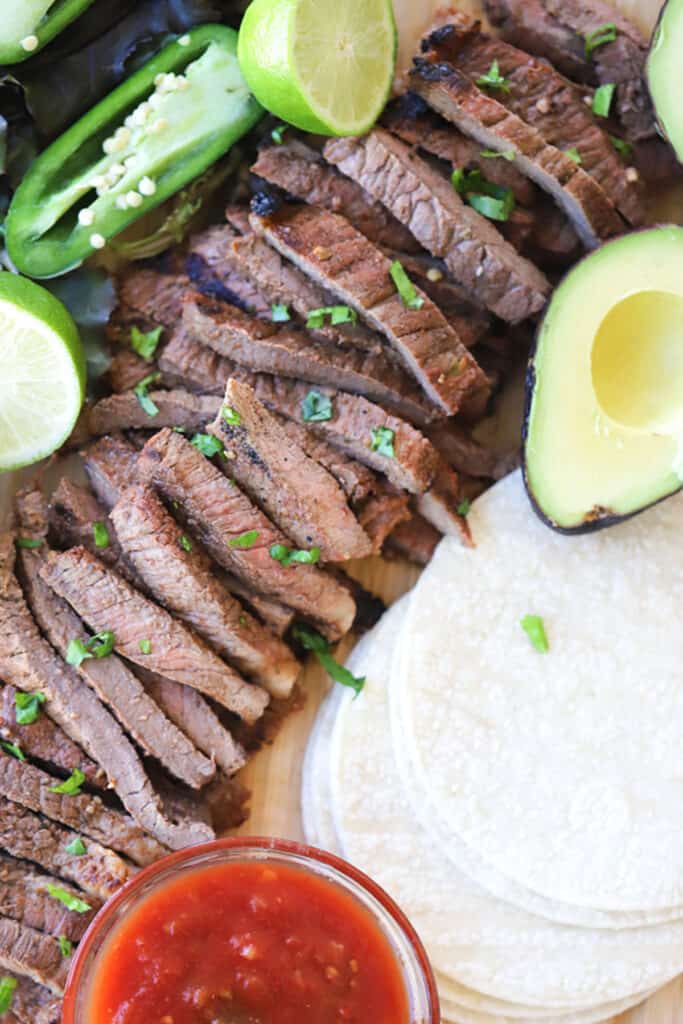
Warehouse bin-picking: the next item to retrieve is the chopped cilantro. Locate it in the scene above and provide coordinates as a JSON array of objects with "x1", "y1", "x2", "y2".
[
  {"x1": 58, "y1": 935, "x2": 73, "y2": 957},
  {"x1": 306, "y1": 305, "x2": 357, "y2": 328},
  {"x1": 222, "y1": 405, "x2": 241, "y2": 427},
  {"x1": 130, "y1": 325, "x2": 163, "y2": 361},
  {"x1": 610, "y1": 134, "x2": 633, "y2": 159},
  {"x1": 457, "y1": 498, "x2": 471, "y2": 517},
  {"x1": 179, "y1": 534, "x2": 193, "y2": 553},
  {"x1": 592, "y1": 83, "x2": 616, "y2": 118},
  {"x1": 139, "y1": 638, "x2": 152, "y2": 655},
  {"x1": 369, "y1": 426, "x2": 395, "y2": 458},
  {"x1": 565, "y1": 147, "x2": 583, "y2": 164},
  {"x1": 14, "y1": 690, "x2": 46, "y2": 725},
  {"x1": 49, "y1": 768, "x2": 86, "y2": 796},
  {"x1": 15, "y1": 536, "x2": 43, "y2": 549},
  {"x1": 452, "y1": 168, "x2": 515, "y2": 221},
  {"x1": 46, "y1": 884, "x2": 91, "y2": 914},
  {"x1": 292, "y1": 625, "x2": 365, "y2": 697},
  {"x1": 66, "y1": 631, "x2": 115, "y2": 667},
  {"x1": 480, "y1": 149, "x2": 515, "y2": 161},
  {"x1": 134, "y1": 372, "x2": 161, "y2": 417},
  {"x1": 92, "y1": 521, "x2": 110, "y2": 549},
  {"x1": 0, "y1": 740, "x2": 25, "y2": 761},
  {"x1": 0, "y1": 977, "x2": 17, "y2": 1014},
  {"x1": 65, "y1": 836, "x2": 87, "y2": 856},
  {"x1": 468, "y1": 191, "x2": 515, "y2": 221},
  {"x1": 520, "y1": 614, "x2": 550, "y2": 653},
  {"x1": 301, "y1": 389, "x2": 333, "y2": 422},
  {"x1": 584, "y1": 22, "x2": 617, "y2": 58},
  {"x1": 228, "y1": 530, "x2": 259, "y2": 549},
  {"x1": 269, "y1": 544, "x2": 321, "y2": 567},
  {"x1": 390, "y1": 261, "x2": 424, "y2": 310},
  {"x1": 271, "y1": 124, "x2": 287, "y2": 145},
  {"x1": 271, "y1": 303, "x2": 291, "y2": 322},
  {"x1": 476, "y1": 60, "x2": 510, "y2": 93},
  {"x1": 191, "y1": 433, "x2": 224, "y2": 458}
]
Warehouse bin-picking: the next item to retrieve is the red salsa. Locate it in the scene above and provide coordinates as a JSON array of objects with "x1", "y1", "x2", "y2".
[{"x1": 86, "y1": 860, "x2": 410, "y2": 1024}]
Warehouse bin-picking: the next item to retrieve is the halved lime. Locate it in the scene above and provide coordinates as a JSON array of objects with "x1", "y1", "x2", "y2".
[
  {"x1": 238, "y1": 0, "x2": 397, "y2": 136},
  {"x1": 0, "y1": 272, "x2": 86, "y2": 471}
]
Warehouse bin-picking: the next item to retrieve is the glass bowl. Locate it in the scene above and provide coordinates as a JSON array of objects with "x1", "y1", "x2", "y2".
[{"x1": 62, "y1": 835, "x2": 440, "y2": 1024}]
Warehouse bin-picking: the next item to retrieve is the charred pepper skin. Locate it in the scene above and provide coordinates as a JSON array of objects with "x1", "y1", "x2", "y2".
[
  {"x1": 0, "y1": 0, "x2": 98, "y2": 64},
  {"x1": 6, "y1": 25, "x2": 264, "y2": 279}
]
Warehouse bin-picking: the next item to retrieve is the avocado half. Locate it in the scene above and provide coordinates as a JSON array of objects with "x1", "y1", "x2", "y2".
[
  {"x1": 648, "y1": 0, "x2": 683, "y2": 164},
  {"x1": 523, "y1": 228, "x2": 683, "y2": 533}
]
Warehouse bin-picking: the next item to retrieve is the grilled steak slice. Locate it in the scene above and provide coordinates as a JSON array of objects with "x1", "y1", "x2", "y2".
[
  {"x1": 0, "y1": 796, "x2": 131, "y2": 901},
  {"x1": 251, "y1": 205, "x2": 490, "y2": 417},
  {"x1": 415, "y1": 462, "x2": 471, "y2": 544},
  {"x1": 0, "y1": 683, "x2": 104, "y2": 790},
  {"x1": 5, "y1": 974, "x2": 63, "y2": 1024},
  {"x1": 111, "y1": 484, "x2": 300, "y2": 698},
  {"x1": 325, "y1": 129, "x2": 550, "y2": 323},
  {"x1": 0, "y1": 752, "x2": 162, "y2": 868},
  {"x1": 385, "y1": 513, "x2": 442, "y2": 565},
  {"x1": 427, "y1": 420, "x2": 521, "y2": 480},
  {"x1": 484, "y1": 0, "x2": 656, "y2": 145},
  {"x1": 138, "y1": 670, "x2": 246, "y2": 776},
  {"x1": 72, "y1": 390, "x2": 220, "y2": 445},
  {"x1": 183, "y1": 291, "x2": 436, "y2": 427},
  {"x1": 108, "y1": 349, "x2": 151, "y2": 393},
  {"x1": 0, "y1": 917, "x2": 68, "y2": 996},
  {"x1": 41, "y1": 548, "x2": 269, "y2": 725},
  {"x1": 355, "y1": 487, "x2": 412, "y2": 553},
  {"x1": 16, "y1": 491, "x2": 214, "y2": 792},
  {"x1": 383, "y1": 95, "x2": 537, "y2": 204},
  {"x1": 428, "y1": 18, "x2": 644, "y2": 224},
  {"x1": 210, "y1": 379, "x2": 372, "y2": 562},
  {"x1": 252, "y1": 139, "x2": 421, "y2": 252},
  {"x1": 158, "y1": 331, "x2": 438, "y2": 494},
  {"x1": 187, "y1": 223, "x2": 273, "y2": 316},
  {"x1": 108, "y1": 269, "x2": 188, "y2": 345},
  {"x1": 82, "y1": 436, "x2": 140, "y2": 509},
  {"x1": 272, "y1": 414, "x2": 377, "y2": 505},
  {"x1": 0, "y1": 854, "x2": 96, "y2": 941},
  {"x1": 136, "y1": 430, "x2": 356, "y2": 640},
  {"x1": 215, "y1": 572, "x2": 294, "y2": 637},
  {"x1": 0, "y1": 533, "x2": 211, "y2": 851},
  {"x1": 412, "y1": 37, "x2": 623, "y2": 247},
  {"x1": 49, "y1": 479, "x2": 129, "y2": 580}
]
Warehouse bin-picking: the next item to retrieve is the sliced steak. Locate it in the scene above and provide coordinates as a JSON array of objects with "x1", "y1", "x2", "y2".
[
  {"x1": 108, "y1": 269, "x2": 188, "y2": 345},
  {"x1": 415, "y1": 461, "x2": 471, "y2": 544},
  {"x1": 0, "y1": 796, "x2": 131, "y2": 901},
  {"x1": 0, "y1": 532, "x2": 211, "y2": 851},
  {"x1": 40, "y1": 548, "x2": 269, "y2": 725},
  {"x1": 183, "y1": 291, "x2": 437, "y2": 427},
  {"x1": 0, "y1": 752, "x2": 163, "y2": 868},
  {"x1": 111, "y1": 484, "x2": 300, "y2": 698},
  {"x1": 251, "y1": 204, "x2": 490, "y2": 417},
  {"x1": 427, "y1": 420, "x2": 521, "y2": 480},
  {"x1": 49, "y1": 478, "x2": 124, "y2": 570},
  {"x1": 158, "y1": 332, "x2": 438, "y2": 494},
  {"x1": 383, "y1": 95, "x2": 537, "y2": 204},
  {"x1": 0, "y1": 854, "x2": 96, "y2": 941},
  {"x1": 355, "y1": 487, "x2": 412, "y2": 553},
  {"x1": 210, "y1": 379, "x2": 372, "y2": 562},
  {"x1": 252, "y1": 139, "x2": 421, "y2": 252},
  {"x1": 81, "y1": 435, "x2": 139, "y2": 509},
  {"x1": 484, "y1": 0, "x2": 656, "y2": 145},
  {"x1": 272, "y1": 414, "x2": 377, "y2": 505},
  {"x1": 4, "y1": 974, "x2": 62, "y2": 1024},
  {"x1": 137, "y1": 669, "x2": 246, "y2": 776},
  {"x1": 71, "y1": 390, "x2": 220, "y2": 445},
  {"x1": 108, "y1": 349, "x2": 152, "y2": 393},
  {"x1": 412, "y1": 36, "x2": 624, "y2": 247},
  {"x1": 15, "y1": 492, "x2": 214, "y2": 792},
  {"x1": 325, "y1": 129, "x2": 550, "y2": 323},
  {"x1": 386, "y1": 514, "x2": 442, "y2": 565},
  {"x1": 0, "y1": 917, "x2": 68, "y2": 996},
  {"x1": 136, "y1": 429, "x2": 356, "y2": 640},
  {"x1": 186, "y1": 222, "x2": 273, "y2": 316},
  {"x1": 215, "y1": 572, "x2": 295, "y2": 638},
  {"x1": 0, "y1": 683, "x2": 104, "y2": 790}
]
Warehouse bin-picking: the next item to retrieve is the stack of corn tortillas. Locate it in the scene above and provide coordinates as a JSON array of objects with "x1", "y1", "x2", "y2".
[{"x1": 302, "y1": 472, "x2": 683, "y2": 1023}]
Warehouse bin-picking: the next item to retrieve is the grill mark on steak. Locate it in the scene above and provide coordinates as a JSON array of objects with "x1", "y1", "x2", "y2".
[
  {"x1": 182, "y1": 290, "x2": 438, "y2": 427},
  {"x1": 111, "y1": 484, "x2": 300, "y2": 698},
  {"x1": 49, "y1": 479, "x2": 132, "y2": 584},
  {"x1": 186, "y1": 223, "x2": 273, "y2": 317},
  {"x1": 385, "y1": 513, "x2": 442, "y2": 565},
  {"x1": 0, "y1": 532, "x2": 212, "y2": 851},
  {"x1": 0, "y1": 917, "x2": 69, "y2": 996},
  {"x1": 426, "y1": 17, "x2": 644, "y2": 225},
  {"x1": 71, "y1": 390, "x2": 221, "y2": 446},
  {"x1": 412, "y1": 37, "x2": 624, "y2": 247},
  {"x1": 0, "y1": 683, "x2": 104, "y2": 790},
  {"x1": 325, "y1": 129, "x2": 550, "y2": 323},
  {"x1": 251, "y1": 205, "x2": 490, "y2": 417},
  {"x1": 0, "y1": 751, "x2": 160, "y2": 869},
  {"x1": 40, "y1": 548, "x2": 269, "y2": 726},
  {"x1": 136, "y1": 669, "x2": 246, "y2": 776},
  {"x1": 210, "y1": 378, "x2": 373, "y2": 563},
  {"x1": 16, "y1": 490, "x2": 215, "y2": 793},
  {"x1": 0, "y1": 796, "x2": 131, "y2": 901},
  {"x1": 108, "y1": 270, "x2": 188, "y2": 346},
  {"x1": 4, "y1": 973, "x2": 62, "y2": 1024},
  {"x1": 251, "y1": 139, "x2": 422, "y2": 253},
  {"x1": 0, "y1": 853, "x2": 97, "y2": 941},
  {"x1": 136, "y1": 429, "x2": 356, "y2": 641},
  {"x1": 484, "y1": 0, "x2": 657, "y2": 145}
]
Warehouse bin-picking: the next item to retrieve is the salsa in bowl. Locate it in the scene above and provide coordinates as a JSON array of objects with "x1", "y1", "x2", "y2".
[{"x1": 62, "y1": 836, "x2": 439, "y2": 1024}]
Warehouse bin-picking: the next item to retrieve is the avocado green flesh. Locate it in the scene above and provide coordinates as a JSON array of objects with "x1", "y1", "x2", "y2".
[
  {"x1": 525, "y1": 228, "x2": 683, "y2": 531},
  {"x1": 648, "y1": 0, "x2": 683, "y2": 165}
]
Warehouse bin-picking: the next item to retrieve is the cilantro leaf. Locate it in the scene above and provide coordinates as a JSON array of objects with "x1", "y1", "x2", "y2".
[
  {"x1": 0, "y1": 977, "x2": 17, "y2": 1014},
  {"x1": 49, "y1": 768, "x2": 86, "y2": 796},
  {"x1": 228, "y1": 530, "x2": 259, "y2": 549},
  {"x1": 65, "y1": 836, "x2": 87, "y2": 856},
  {"x1": 92, "y1": 521, "x2": 110, "y2": 549},
  {"x1": 390, "y1": 261, "x2": 424, "y2": 310},
  {"x1": 139, "y1": 638, "x2": 152, "y2": 655},
  {"x1": 584, "y1": 22, "x2": 617, "y2": 58},
  {"x1": 520, "y1": 615, "x2": 550, "y2": 653},
  {"x1": 0, "y1": 741, "x2": 25, "y2": 761},
  {"x1": 271, "y1": 124, "x2": 287, "y2": 145},
  {"x1": 592, "y1": 83, "x2": 615, "y2": 118},
  {"x1": 269, "y1": 544, "x2": 321, "y2": 567},
  {"x1": 301, "y1": 389, "x2": 333, "y2": 422},
  {"x1": 15, "y1": 536, "x2": 43, "y2": 549},
  {"x1": 46, "y1": 884, "x2": 91, "y2": 914},
  {"x1": 457, "y1": 499, "x2": 471, "y2": 517},
  {"x1": 271, "y1": 304, "x2": 291, "y2": 322},
  {"x1": 191, "y1": 433, "x2": 224, "y2": 458},
  {"x1": 222, "y1": 405, "x2": 241, "y2": 427},
  {"x1": 480, "y1": 149, "x2": 515, "y2": 161},
  {"x1": 14, "y1": 690, "x2": 46, "y2": 725},
  {"x1": 292, "y1": 625, "x2": 365, "y2": 697},
  {"x1": 565, "y1": 147, "x2": 583, "y2": 164},
  {"x1": 476, "y1": 60, "x2": 510, "y2": 93},
  {"x1": 58, "y1": 935, "x2": 73, "y2": 957},
  {"x1": 179, "y1": 534, "x2": 193, "y2": 553},
  {"x1": 134, "y1": 372, "x2": 161, "y2": 417},
  {"x1": 66, "y1": 631, "x2": 115, "y2": 667},
  {"x1": 369, "y1": 426, "x2": 395, "y2": 458},
  {"x1": 306, "y1": 306, "x2": 357, "y2": 328},
  {"x1": 130, "y1": 325, "x2": 163, "y2": 361}
]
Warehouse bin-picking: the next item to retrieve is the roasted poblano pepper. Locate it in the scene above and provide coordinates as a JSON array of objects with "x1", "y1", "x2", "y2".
[
  {"x1": 0, "y1": 0, "x2": 97, "y2": 65},
  {"x1": 6, "y1": 25, "x2": 263, "y2": 278}
]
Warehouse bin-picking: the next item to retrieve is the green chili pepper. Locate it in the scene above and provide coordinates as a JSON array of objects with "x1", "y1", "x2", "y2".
[
  {"x1": 6, "y1": 25, "x2": 263, "y2": 279},
  {"x1": 0, "y1": 0, "x2": 97, "y2": 65}
]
